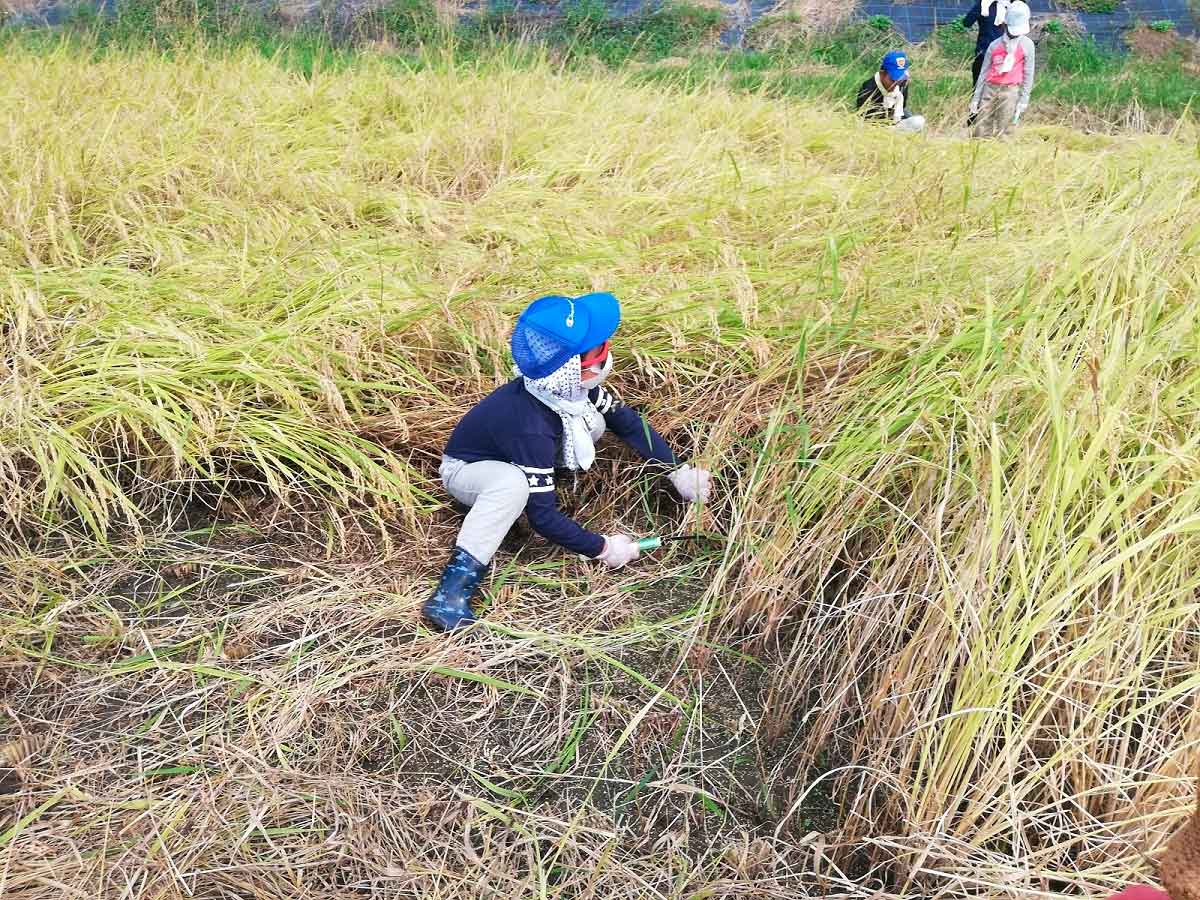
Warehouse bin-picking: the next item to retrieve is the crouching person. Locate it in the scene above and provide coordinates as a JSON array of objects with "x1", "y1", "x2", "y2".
[
  {"x1": 857, "y1": 51, "x2": 925, "y2": 134},
  {"x1": 423, "y1": 292, "x2": 713, "y2": 631}
]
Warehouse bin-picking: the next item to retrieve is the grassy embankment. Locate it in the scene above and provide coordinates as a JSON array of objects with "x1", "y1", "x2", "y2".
[{"x1": 7, "y1": 0, "x2": 1200, "y2": 128}]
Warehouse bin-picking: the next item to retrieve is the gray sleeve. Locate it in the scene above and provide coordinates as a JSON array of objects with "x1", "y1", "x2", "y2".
[
  {"x1": 972, "y1": 39, "x2": 998, "y2": 108},
  {"x1": 1018, "y1": 37, "x2": 1036, "y2": 112}
]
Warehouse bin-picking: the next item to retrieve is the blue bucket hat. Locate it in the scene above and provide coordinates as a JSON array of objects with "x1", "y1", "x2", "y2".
[
  {"x1": 881, "y1": 50, "x2": 910, "y2": 82},
  {"x1": 510, "y1": 292, "x2": 621, "y2": 379}
]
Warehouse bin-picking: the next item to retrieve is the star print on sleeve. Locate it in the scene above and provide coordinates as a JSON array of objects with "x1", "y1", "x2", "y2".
[{"x1": 517, "y1": 465, "x2": 555, "y2": 493}]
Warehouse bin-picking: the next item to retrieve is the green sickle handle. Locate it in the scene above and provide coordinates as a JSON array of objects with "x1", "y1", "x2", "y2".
[{"x1": 590, "y1": 535, "x2": 719, "y2": 560}]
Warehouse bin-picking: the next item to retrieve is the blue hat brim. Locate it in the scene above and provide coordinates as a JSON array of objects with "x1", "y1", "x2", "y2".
[
  {"x1": 574, "y1": 292, "x2": 620, "y2": 352},
  {"x1": 510, "y1": 292, "x2": 622, "y2": 378}
]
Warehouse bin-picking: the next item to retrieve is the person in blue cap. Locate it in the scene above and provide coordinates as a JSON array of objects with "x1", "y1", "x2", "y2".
[
  {"x1": 856, "y1": 51, "x2": 925, "y2": 134},
  {"x1": 422, "y1": 292, "x2": 713, "y2": 631}
]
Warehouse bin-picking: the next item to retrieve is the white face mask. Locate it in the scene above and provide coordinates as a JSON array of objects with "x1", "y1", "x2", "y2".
[{"x1": 580, "y1": 352, "x2": 613, "y2": 390}]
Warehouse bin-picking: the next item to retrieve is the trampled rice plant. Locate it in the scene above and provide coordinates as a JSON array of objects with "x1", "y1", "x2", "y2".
[{"x1": 0, "y1": 37, "x2": 1197, "y2": 899}]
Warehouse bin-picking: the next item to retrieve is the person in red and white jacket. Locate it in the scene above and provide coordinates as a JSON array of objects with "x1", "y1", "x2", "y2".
[{"x1": 969, "y1": 0, "x2": 1036, "y2": 138}]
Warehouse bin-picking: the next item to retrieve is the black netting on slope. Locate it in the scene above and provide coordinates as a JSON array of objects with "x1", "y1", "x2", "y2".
[
  {"x1": 859, "y1": 0, "x2": 1196, "y2": 45},
  {"x1": 9, "y1": 0, "x2": 1198, "y2": 51}
]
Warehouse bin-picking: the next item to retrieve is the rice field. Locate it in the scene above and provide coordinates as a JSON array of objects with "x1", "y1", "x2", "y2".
[{"x1": 1, "y1": 37, "x2": 1198, "y2": 899}]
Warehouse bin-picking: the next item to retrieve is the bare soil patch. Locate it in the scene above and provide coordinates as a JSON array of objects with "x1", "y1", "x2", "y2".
[{"x1": 1125, "y1": 23, "x2": 1195, "y2": 60}]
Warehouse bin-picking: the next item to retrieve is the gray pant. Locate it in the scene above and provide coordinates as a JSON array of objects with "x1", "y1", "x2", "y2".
[
  {"x1": 973, "y1": 82, "x2": 1020, "y2": 139},
  {"x1": 440, "y1": 456, "x2": 529, "y2": 565}
]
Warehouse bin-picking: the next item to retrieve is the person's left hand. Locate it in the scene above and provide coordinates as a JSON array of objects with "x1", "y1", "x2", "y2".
[
  {"x1": 668, "y1": 464, "x2": 712, "y2": 504},
  {"x1": 1013, "y1": 110, "x2": 1022, "y2": 125}
]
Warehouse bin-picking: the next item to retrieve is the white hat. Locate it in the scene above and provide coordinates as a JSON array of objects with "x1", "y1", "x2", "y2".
[{"x1": 1005, "y1": 1, "x2": 1031, "y2": 36}]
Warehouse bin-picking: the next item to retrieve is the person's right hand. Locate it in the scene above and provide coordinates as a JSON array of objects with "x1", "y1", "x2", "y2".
[
  {"x1": 968, "y1": 104, "x2": 979, "y2": 117},
  {"x1": 598, "y1": 535, "x2": 640, "y2": 569}
]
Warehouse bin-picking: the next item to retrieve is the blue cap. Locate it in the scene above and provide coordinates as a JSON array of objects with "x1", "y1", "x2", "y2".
[
  {"x1": 881, "y1": 51, "x2": 909, "y2": 81},
  {"x1": 510, "y1": 292, "x2": 621, "y2": 378}
]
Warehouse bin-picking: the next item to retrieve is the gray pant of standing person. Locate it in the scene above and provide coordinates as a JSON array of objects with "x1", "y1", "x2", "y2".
[
  {"x1": 972, "y1": 82, "x2": 1020, "y2": 139},
  {"x1": 439, "y1": 456, "x2": 529, "y2": 565}
]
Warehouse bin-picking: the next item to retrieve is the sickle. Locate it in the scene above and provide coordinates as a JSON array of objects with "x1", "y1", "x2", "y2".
[{"x1": 637, "y1": 534, "x2": 726, "y2": 552}]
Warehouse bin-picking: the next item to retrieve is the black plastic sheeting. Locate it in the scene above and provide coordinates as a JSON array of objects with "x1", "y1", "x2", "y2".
[
  {"x1": 859, "y1": 0, "x2": 1197, "y2": 45},
  {"x1": 11, "y1": 0, "x2": 1199, "y2": 46}
]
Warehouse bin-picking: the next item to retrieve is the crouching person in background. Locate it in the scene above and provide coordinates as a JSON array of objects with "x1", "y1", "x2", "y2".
[
  {"x1": 423, "y1": 292, "x2": 713, "y2": 631},
  {"x1": 857, "y1": 51, "x2": 926, "y2": 135}
]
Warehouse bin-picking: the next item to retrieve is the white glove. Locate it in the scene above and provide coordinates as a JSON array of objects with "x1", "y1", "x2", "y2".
[
  {"x1": 667, "y1": 464, "x2": 712, "y2": 504},
  {"x1": 1012, "y1": 109, "x2": 1023, "y2": 125},
  {"x1": 597, "y1": 535, "x2": 640, "y2": 569},
  {"x1": 969, "y1": 103, "x2": 979, "y2": 116}
]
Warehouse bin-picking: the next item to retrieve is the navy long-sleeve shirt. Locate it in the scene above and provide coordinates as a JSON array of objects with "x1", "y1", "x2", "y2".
[
  {"x1": 443, "y1": 379, "x2": 677, "y2": 558},
  {"x1": 963, "y1": 2, "x2": 1007, "y2": 55}
]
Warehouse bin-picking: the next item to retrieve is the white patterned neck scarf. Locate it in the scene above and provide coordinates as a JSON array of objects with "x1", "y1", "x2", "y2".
[
  {"x1": 999, "y1": 33, "x2": 1019, "y2": 73},
  {"x1": 874, "y1": 73, "x2": 905, "y2": 124},
  {"x1": 520, "y1": 358, "x2": 606, "y2": 471}
]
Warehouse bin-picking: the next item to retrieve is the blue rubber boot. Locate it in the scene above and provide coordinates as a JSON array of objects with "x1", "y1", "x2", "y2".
[{"x1": 422, "y1": 546, "x2": 486, "y2": 631}]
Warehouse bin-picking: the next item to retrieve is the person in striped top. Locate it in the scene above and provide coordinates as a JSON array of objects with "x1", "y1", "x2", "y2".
[{"x1": 423, "y1": 292, "x2": 712, "y2": 631}]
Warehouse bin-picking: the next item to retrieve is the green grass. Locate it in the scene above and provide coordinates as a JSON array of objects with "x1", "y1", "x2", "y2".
[{"x1": 6, "y1": 0, "x2": 1200, "y2": 123}]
